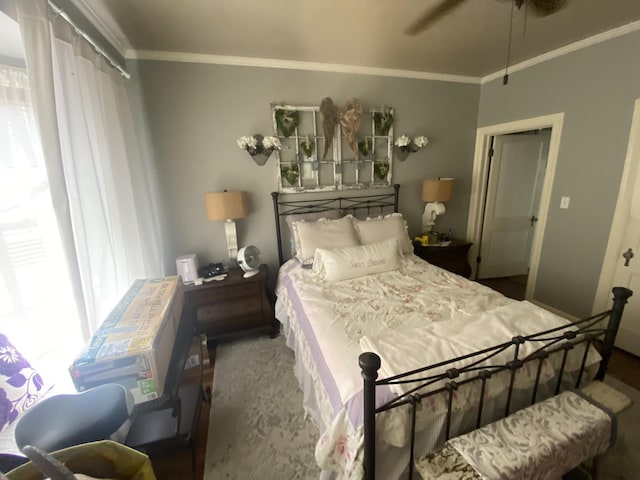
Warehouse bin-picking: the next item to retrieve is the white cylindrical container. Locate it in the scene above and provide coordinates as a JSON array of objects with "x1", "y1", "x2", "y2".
[{"x1": 176, "y1": 254, "x2": 199, "y2": 283}]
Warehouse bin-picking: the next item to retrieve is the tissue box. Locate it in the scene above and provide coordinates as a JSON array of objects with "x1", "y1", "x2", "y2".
[{"x1": 70, "y1": 276, "x2": 184, "y2": 405}]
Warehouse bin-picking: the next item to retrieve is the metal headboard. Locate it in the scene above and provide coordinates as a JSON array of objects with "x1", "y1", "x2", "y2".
[{"x1": 271, "y1": 184, "x2": 400, "y2": 265}]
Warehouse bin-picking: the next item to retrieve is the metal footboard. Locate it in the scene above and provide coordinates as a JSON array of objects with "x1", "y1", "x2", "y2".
[{"x1": 360, "y1": 287, "x2": 633, "y2": 480}]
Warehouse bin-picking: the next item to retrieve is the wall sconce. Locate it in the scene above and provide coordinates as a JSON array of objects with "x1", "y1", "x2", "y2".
[
  {"x1": 421, "y1": 177, "x2": 453, "y2": 233},
  {"x1": 204, "y1": 190, "x2": 249, "y2": 261},
  {"x1": 237, "y1": 134, "x2": 282, "y2": 166},
  {"x1": 394, "y1": 135, "x2": 429, "y2": 161}
]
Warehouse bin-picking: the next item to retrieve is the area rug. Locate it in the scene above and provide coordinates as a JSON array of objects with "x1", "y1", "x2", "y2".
[
  {"x1": 204, "y1": 334, "x2": 640, "y2": 480},
  {"x1": 204, "y1": 335, "x2": 320, "y2": 480},
  {"x1": 596, "y1": 375, "x2": 640, "y2": 480}
]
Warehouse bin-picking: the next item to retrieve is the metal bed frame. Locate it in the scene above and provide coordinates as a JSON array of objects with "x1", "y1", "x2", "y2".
[
  {"x1": 359, "y1": 286, "x2": 633, "y2": 480},
  {"x1": 271, "y1": 184, "x2": 400, "y2": 265},
  {"x1": 270, "y1": 184, "x2": 632, "y2": 479}
]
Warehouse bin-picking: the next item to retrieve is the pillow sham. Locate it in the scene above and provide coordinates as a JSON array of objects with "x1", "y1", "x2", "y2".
[
  {"x1": 291, "y1": 215, "x2": 359, "y2": 266},
  {"x1": 285, "y1": 209, "x2": 344, "y2": 236},
  {"x1": 0, "y1": 334, "x2": 47, "y2": 432},
  {"x1": 285, "y1": 209, "x2": 344, "y2": 257},
  {"x1": 354, "y1": 213, "x2": 413, "y2": 254},
  {"x1": 312, "y1": 237, "x2": 402, "y2": 282}
]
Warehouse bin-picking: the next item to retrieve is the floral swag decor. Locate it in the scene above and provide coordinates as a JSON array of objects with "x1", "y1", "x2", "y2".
[
  {"x1": 237, "y1": 134, "x2": 282, "y2": 166},
  {"x1": 300, "y1": 136, "x2": 315, "y2": 158},
  {"x1": 394, "y1": 134, "x2": 428, "y2": 162}
]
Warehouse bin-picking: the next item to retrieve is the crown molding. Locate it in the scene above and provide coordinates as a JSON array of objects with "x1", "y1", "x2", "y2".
[
  {"x1": 481, "y1": 19, "x2": 640, "y2": 84},
  {"x1": 68, "y1": 0, "x2": 131, "y2": 57},
  {"x1": 130, "y1": 50, "x2": 482, "y2": 85}
]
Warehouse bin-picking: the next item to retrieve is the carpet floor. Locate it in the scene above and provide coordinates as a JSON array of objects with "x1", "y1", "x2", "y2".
[{"x1": 204, "y1": 335, "x2": 640, "y2": 480}]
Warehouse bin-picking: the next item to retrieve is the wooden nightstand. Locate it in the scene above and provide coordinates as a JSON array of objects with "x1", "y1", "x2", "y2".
[
  {"x1": 413, "y1": 239, "x2": 473, "y2": 278},
  {"x1": 183, "y1": 264, "x2": 277, "y2": 341}
]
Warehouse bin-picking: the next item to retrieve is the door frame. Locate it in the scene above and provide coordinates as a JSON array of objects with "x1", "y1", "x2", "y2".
[
  {"x1": 466, "y1": 113, "x2": 564, "y2": 300},
  {"x1": 592, "y1": 98, "x2": 640, "y2": 313}
]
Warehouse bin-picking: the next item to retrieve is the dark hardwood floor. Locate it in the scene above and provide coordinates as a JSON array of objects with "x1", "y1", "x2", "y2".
[
  {"x1": 146, "y1": 341, "x2": 216, "y2": 480},
  {"x1": 150, "y1": 279, "x2": 640, "y2": 479}
]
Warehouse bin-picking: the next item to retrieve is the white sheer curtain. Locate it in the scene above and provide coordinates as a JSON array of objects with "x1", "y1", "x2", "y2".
[
  {"x1": 16, "y1": 0, "x2": 164, "y2": 337},
  {"x1": 0, "y1": 64, "x2": 82, "y2": 368}
]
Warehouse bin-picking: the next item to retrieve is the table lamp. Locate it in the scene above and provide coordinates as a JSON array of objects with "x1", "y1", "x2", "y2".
[
  {"x1": 421, "y1": 178, "x2": 454, "y2": 233},
  {"x1": 204, "y1": 190, "x2": 248, "y2": 261}
]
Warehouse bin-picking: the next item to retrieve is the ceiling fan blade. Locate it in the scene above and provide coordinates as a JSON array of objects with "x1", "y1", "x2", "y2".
[
  {"x1": 405, "y1": 0, "x2": 468, "y2": 36},
  {"x1": 528, "y1": 0, "x2": 567, "y2": 16}
]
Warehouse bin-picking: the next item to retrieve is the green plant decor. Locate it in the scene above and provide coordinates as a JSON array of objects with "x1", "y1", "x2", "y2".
[
  {"x1": 358, "y1": 138, "x2": 372, "y2": 158},
  {"x1": 373, "y1": 161, "x2": 389, "y2": 181},
  {"x1": 300, "y1": 137, "x2": 315, "y2": 158},
  {"x1": 374, "y1": 111, "x2": 394, "y2": 136},
  {"x1": 281, "y1": 164, "x2": 300, "y2": 185},
  {"x1": 275, "y1": 109, "x2": 299, "y2": 138}
]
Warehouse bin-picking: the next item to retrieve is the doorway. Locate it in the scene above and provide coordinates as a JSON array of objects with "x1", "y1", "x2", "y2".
[
  {"x1": 466, "y1": 114, "x2": 564, "y2": 301},
  {"x1": 593, "y1": 98, "x2": 640, "y2": 356},
  {"x1": 475, "y1": 130, "x2": 551, "y2": 299}
]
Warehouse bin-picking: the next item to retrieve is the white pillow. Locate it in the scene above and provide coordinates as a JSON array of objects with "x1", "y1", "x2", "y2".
[
  {"x1": 285, "y1": 209, "x2": 343, "y2": 258},
  {"x1": 312, "y1": 237, "x2": 402, "y2": 282},
  {"x1": 291, "y1": 215, "x2": 359, "y2": 266},
  {"x1": 354, "y1": 213, "x2": 413, "y2": 254}
]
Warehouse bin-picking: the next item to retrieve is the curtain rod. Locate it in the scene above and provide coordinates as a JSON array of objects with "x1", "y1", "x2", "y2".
[{"x1": 48, "y1": 1, "x2": 130, "y2": 79}]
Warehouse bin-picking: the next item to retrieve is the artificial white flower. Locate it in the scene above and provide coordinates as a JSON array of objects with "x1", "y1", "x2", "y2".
[
  {"x1": 262, "y1": 136, "x2": 282, "y2": 150},
  {"x1": 413, "y1": 136, "x2": 429, "y2": 148},
  {"x1": 394, "y1": 135, "x2": 411, "y2": 147},
  {"x1": 236, "y1": 136, "x2": 257, "y2": 150}
]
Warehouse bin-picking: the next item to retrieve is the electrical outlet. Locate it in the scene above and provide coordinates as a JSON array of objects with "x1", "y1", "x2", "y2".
[{"x1": 560, "y1": 196, "x2": 570, "y2": 209}]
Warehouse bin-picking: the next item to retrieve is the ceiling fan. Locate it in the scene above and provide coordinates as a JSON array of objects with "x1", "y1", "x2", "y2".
[{"x1": 405, "y1": 0, "x2": 567, "y2": 36}]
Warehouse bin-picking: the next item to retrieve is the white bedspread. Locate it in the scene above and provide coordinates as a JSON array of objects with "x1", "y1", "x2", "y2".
[
  {"x1": 275, "y1": 255, "x2": 598, "y2": 479},
  {"x1": 360, "y1": 300, "x2": 600, "y2": 396}
]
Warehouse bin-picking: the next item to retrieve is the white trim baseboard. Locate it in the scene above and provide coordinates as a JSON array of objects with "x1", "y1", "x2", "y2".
[{"x1": 529, "y1": 299, "x2": 579, "y2": 323}]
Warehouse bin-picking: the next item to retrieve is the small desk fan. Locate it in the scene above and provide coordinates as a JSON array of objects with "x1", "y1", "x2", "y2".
[{"x1": 237, "y1": 245, "x2": 261, "y2": 278}]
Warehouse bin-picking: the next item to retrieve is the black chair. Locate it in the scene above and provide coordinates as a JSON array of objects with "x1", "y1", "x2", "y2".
[{"x1": 14, "y1": 383, "x2": 134, "y2": 454}]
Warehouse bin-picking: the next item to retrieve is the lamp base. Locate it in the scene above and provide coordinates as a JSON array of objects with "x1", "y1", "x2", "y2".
[
  {"x1": 224, "y1": 219, "x2": 239, "y2": 262},
  {"x1": 422, "y1": 202, "x2": 446, "y2": 234}
]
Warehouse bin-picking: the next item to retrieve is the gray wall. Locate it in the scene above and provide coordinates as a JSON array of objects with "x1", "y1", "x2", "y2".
[
  {"x1": 478, "y1": 30, "x2": 640, "y2": 317},
  {"x1": 134, "y1": 61, "x2": 480, "y2": 285}
]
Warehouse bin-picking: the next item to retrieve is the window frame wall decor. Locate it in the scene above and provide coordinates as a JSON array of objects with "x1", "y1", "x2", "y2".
[{"x1": 272, "y1": 103, "x2": 394, "y2": 193}]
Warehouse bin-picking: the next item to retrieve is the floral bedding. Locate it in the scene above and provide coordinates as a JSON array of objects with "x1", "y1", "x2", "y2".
[{"x1": 275, "y1": 255, "x2": 598, "y2": 479}]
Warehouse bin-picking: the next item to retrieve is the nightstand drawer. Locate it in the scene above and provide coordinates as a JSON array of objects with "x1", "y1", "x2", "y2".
[
  {"x1": 196, "y1": 300, "x2": 264, "y2": 334},
  {"x1": 183, "y1": 265, "x2": 277, "y2": 341},
  {"x1": 188, "y1": 281, "x2": 260, "y2": 305}
]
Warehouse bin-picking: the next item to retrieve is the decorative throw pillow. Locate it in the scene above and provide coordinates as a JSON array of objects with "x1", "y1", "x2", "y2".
[
  {"x1": 312, "y1": 237, "x2": 402, "y2": 282},
  {"x1": 291, "y1": 215, "x2": 360, "y2": 266},
  {"x1": 0, "y1": 334, "x2": 47, "y2": 432},
  {"x1": 354, "y1": 213, "x2": 413, "y2": 254},
  {"x1": 285, "y1": 209, "x2": 343, "y2": 257}
]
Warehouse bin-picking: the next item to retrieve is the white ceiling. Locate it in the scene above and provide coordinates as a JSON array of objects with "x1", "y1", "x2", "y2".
[
  {"x1": 71, "y1": 0, "x2": 640, "y2": 80},
  {"x1": 3, "y1": 1, "x2": 640, "y2": 79}
]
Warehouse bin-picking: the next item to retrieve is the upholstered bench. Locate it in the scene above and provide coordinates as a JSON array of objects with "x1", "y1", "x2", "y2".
[{"x1": 415, "y1": 380, "x2": 631, "y2": 480}]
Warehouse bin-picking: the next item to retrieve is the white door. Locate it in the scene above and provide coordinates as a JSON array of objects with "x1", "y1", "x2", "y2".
[
  {"x1": 601, "y1": 100, "x2": 640, "y2": 356},
  {"x1": 477, "y1": 132, "x2": 549, "y2": 279}
]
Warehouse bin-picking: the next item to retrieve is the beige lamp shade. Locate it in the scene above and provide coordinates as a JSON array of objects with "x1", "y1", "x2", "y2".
[
  {"x1": 421, "y1": 178, "x2": 454, "y2": 203},
  {"x1": 204, "y1": 191, "x2": 248, "y2": 221}
]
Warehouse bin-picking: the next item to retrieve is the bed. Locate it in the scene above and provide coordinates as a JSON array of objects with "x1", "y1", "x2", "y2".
[{"x1": 271, "y1": 185, "x2": 632, "y2": 480}]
